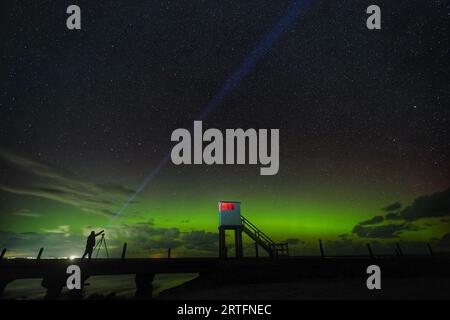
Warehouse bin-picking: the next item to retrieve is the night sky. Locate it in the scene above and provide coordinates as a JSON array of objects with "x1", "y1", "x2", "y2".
[{"x1": 1, "y1": 0, "x2": 449, "y2": 258}]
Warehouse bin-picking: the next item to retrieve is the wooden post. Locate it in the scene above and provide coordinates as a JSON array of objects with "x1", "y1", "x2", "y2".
[
  {"x1": 319, "y1": 239, "x2": 324, "y2": 258},
  {"x1": 396, "y1": 243, "x2": 403, "y2": 256},
  {"x1": 37, "y1": 248, "x2": 44, "y2": 260},
  {"x1": 367, "y1": 243, "x2": 374, "y2": 258},
  {"x1": 254, "y1": 242, "x2": 259, "y2": 258},
  {"x1": 427, "y1": 243, "x2": 435, "y2": 258},
  {"x1": 121, "y1": 243, "x2": 127, "y2": 260},
  {"x1": 168, "y1": 248, "x2": 171, "y2": 259},
  {"x1": 0, "y1": 248, "x2": 6, "y2": 260}
]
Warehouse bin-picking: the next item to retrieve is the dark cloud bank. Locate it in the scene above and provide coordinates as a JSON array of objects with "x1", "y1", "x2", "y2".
[
  {"x1": 0, "y1": 222, "x2": 221, "y2": 257},
  {"x1": 352, "y1": 188, "x2": 450, "y2": 251}
]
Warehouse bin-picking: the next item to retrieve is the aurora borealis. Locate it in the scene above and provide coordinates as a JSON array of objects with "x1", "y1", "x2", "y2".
[{"x1": 1, "y1": 1, "x2": 449, "y2": 258}]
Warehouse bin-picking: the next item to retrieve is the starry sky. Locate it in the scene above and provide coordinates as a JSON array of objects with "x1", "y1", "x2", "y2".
[{"x1": 1, "y1": 0, "x2": 449, "y2": 258}]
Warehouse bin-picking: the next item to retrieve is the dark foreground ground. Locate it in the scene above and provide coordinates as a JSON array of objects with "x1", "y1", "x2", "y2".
[
  {"x1": 2, "y1": 256, "x2": 450, "y2": 299},
  {"x1": 2, "y1": 274, "x2": 449, "y2": 300},
  {"x1": 160, "y1": 275, "x2": 450, "y2": 300}
]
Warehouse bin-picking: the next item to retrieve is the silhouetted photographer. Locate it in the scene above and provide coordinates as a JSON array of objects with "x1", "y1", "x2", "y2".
[{"x1": 82, "y1": 230, "x2": 104, "y2": 260}]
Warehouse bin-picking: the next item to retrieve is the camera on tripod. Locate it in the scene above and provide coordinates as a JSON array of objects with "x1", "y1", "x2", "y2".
[{"x1": 93, "y1": 232, "x2": 109, "y2": 258}]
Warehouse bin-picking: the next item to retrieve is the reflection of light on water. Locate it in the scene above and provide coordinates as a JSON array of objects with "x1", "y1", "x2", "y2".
[
  {"x1": 3, "y1": 274, "x2": 199, "y2": 299},
  {"x1": 5, "y1": 256, "x2": 82, "y2": 260}
]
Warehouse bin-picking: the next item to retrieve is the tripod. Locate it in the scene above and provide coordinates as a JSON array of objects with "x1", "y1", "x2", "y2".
[{"x1": 94, "y1": 233, "x2": 109, "y2": 258}]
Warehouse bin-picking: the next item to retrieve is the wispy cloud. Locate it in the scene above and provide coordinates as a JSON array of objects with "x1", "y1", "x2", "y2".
[
  {"x1": 42, "y1": 225, "x2": 71, "y2": 237},
  {"x1": 0, "y1": 230, "x2": 85, "y2": 257},
  {"x1": 0, "y1": 149, "x2": 135, "y2": 217},
  {"x1": 12, "y1": 209, "x2": 41, "y2": 218}
]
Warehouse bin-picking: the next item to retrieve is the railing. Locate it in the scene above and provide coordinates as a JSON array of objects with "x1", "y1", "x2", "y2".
[
  {"x1": 273, "y1": 243, "x2": 289, "y2": 256},
  {"x1": 241, "y1": 216, "x2": 276, "y2": 247},
  {"x1": 241, "y1": 215, "x2": 289, "y2": 256}
]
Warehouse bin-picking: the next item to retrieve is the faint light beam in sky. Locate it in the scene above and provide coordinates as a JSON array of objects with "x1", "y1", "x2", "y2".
[{"x1": 108, "y1": 0, "x2": 313, "y2": 225}]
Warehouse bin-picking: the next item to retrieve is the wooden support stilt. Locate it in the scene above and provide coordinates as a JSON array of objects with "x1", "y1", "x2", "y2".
[
  {"x1": 0, "y1": 281, "x2": 7, "y2": 297},
  {"x1": 0, "y1": 248, "x2": 6, "y2": 260},
  {"x1": 0, "y1": 276, "x2": 13, "y2": 297},
  {"x1": 219, "y1": 226, "x2": 226, "y2": 259},
  {"x1": 42, "y1": 274, "x2": 66, "y2": 300},
  {"x1": 135, "y1": 273, "x2": 155, "y2": 298},
  {"x1": 235, "y1": 227, "x2": 243, "y2": 258}
]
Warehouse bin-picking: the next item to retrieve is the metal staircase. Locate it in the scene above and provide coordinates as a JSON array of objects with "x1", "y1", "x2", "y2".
[{"x1": 241, "y1": 215, "x2": 289, "y2": 257}]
